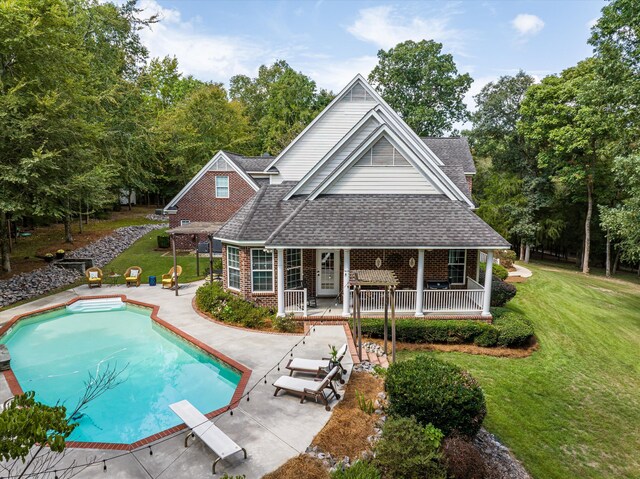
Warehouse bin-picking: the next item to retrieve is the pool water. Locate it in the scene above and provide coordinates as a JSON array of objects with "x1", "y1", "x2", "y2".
[{"x1": 1, "y1": 304, "x2": 241, "y2": 444}]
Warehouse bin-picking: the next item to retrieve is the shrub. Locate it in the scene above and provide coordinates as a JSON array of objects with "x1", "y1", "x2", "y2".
[
  {"x1": 473, "y1": 327, "x2": 498, "y2": 347},
  {"x1": 331, "y1": 460, "x2": 380, "y2": 479},
  {"x1": 374, "y1": 416, "x2": 446, "y2": 479},
  {"x1": 195, "y1": 282, "x2": 272, "y2": 329},
  {"x1": 480, "y1": 262, "x2": 509, "y2": 280},
  {"x1": 497, "y1": 250, "x2": 517, "y2": 269},
  {"x1": 442, "y1": 435, "x2": 488, "y2": 479},
  {"x1": 355, "y1": 390, "x2": 375, "y2": 414},
  {"x1": 491, "y1": 278, "x2": 517, "y2": 307},
  {"x1": 385, "y1": 356, "x2": 486, "y2": 437},
  {"x1": 273, "y1": 314, "x2": 297, "y2": 332},
  {"x1": 494, "y1": 312, "x2": 534, "y2": 347},
  {"x1": 360, "y1": 319, "x2": 494, "y2": 344}
]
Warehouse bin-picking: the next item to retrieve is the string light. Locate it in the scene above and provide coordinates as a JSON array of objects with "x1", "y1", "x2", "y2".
[
  {"x1": 149, "y1": 445, "x2": 153, "y2": 456},
  {"x1": 103, "y1": 460, "x2": 107, "y2": 472}
]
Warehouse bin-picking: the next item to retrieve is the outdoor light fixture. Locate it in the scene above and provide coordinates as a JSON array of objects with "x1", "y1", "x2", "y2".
[
  {"x1": 409, "y1": 257, "x2": 416, "y2": 268},
  {"x1": 375, "y1": 257, "x2": 382, "y2": 268}
]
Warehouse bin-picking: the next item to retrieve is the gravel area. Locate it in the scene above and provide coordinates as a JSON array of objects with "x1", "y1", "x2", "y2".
[
  {"x1": 0, "y1": 224, "x2": 165, "y2": 308},
  {"x1": 145, "y1": 213, "x2": 168, "y2": 222},
  {"x1": 474, "y1": 429, "x2": 532, "y2": 479}
]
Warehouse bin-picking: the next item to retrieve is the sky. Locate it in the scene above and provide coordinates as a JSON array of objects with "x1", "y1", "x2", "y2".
[{"x1": 135, "y1": 0, "x2": 605, "y2": 111}]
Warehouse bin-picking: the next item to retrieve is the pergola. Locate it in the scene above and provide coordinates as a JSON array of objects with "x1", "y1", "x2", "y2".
[
  {"x1": 349, "y1": 269, "x2": 399, "y2": 363},
  {"x1": 166, "y1": 222, "x2": 224, "y2": 296}
]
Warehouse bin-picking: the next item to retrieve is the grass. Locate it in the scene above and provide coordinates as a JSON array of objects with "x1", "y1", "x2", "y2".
[
  {"x1": 2, "y1": 206, "x2": 163, "y2": 280},
  {"x1": 398, "y1": 261, "x2": 640, "y2": 479},
  {"x1": 102, "y1": 228, "x2": 216, "y2": 284}
]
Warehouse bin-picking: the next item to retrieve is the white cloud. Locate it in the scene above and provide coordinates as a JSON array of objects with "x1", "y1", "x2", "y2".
[
  {"x1": 587, "y1": 17, "x2": 598, "y2": 29},
  {"x1": 347, "y1": 5, "x2": 466, "y2": 54},
  {"x1": 297, "y1": 55, "x2": 379, "y2": 92},
  {"x1": 135, "y1": 0, "x2": 269, "y2": 82},
  {"x1": 511, "y1": 14, "x2": 544, "y2": 37}
]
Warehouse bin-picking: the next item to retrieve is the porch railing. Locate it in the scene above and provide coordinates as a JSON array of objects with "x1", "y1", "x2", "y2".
[
  {"x1": 284, "y1": 289, "x2": 307, "y2": 316},
  {"x1": 358, "y1": 277, "x2": 484, "y2": 314}
]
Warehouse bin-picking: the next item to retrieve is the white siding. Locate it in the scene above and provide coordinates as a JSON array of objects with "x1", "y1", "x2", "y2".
[
  {"x1": 326, "y1": 166, "x2": 438, "y2": 195},
  {"x1": 271, "y1": 101, "x2": 375, "y2": 184},
  {"x1": 297, "y1": 117, "x2": 380, "y2": 194}
]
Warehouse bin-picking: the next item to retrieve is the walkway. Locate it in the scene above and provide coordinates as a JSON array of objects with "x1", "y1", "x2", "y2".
[
  {"x1": 0, "y1": 281, "x2": 352, "y2": 478},
  {"x1": 509, "y1": 263, "x2": 533, "y2": 279}
]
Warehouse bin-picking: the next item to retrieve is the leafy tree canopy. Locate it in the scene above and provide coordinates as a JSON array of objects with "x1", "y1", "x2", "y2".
[{"x1": 368, "y1": 40, "x2": 472, "y2": 136}]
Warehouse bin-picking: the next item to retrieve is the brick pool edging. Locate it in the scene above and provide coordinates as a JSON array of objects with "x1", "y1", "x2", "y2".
[{"x1": 2, "y1": 295, "x2": 252, "y2": 452}]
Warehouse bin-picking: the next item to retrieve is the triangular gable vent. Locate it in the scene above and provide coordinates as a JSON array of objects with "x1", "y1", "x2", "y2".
[
  {"x1": 355, "y1": 137, "x2": 410, "y2": 166},
  {"x1": 340, "y1": 82, "x2": 376, "y2": 103},
  {"x1": 209, "y1": 158, "x2": 232, "y2": 171}
]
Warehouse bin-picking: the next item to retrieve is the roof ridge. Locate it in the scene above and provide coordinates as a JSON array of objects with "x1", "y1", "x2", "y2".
[
  {"x1": 265, "y1": 198, "x2": 308, "y2": 244},
  {"x1": 235, "y1": 186, "x2": 268, "y2": 240}
]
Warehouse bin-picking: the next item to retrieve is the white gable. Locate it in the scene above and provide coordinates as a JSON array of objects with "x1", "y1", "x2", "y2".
[
  {"x1": 323, "y1": 135, "x2": 438, "y2": 195},
  {"x1": 208, "y1": 157, "x2": 232, "y2": 171}
]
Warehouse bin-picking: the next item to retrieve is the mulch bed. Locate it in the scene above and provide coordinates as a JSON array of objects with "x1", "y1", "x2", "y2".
[
  {"x1": 370, "y1": 338, "x2": 538, "y2": 358},
  {"x1": 262, "y1": 454, "x2": 329, "y2": 479}
]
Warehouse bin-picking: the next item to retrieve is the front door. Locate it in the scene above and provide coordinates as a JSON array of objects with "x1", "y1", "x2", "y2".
[{"x1": 316, "y1": 250, "x2": 340, "y2": 297}]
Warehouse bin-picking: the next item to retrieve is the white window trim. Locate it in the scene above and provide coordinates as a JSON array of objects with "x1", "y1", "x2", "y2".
[
  {"x1": 448, "y1": 249, "x2": 467, "y2": 285},
  {"x1": 286, "y1": 249, "x2": 304, "y2": 289},
  {"x1": 216, "y1": 176, "x2": 230, "y2": 199},
  {"x1": 180, "y1": 219, "x2": 191, "y2": 226},
  {"x1": 250, "y1": 248, "x2": 274, "y2": 293},
  {"x1": 227, "y1": 246, "x2": 240, "y2": 291}
]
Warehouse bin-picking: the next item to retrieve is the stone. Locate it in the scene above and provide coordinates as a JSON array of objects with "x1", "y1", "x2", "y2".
[{"x1": 0, "y1": 345, "x2": 10, "y2": 371}]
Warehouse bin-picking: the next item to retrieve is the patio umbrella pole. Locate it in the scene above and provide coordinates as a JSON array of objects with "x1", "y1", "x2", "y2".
[
  {"x1": 171, "y1": 233, "x2": 179, "y2": 296},
  {"x1": 208, "y1": 234, "x2": 214, "y2": 284}
]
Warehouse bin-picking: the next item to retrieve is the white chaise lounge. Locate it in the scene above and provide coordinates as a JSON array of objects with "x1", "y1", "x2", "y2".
[
  {"x1": 272, "y1": 365, "x2": 341, "y2": 411},
  {"x1": 285, "y1": 344, "x2": 348, "y2": 381},
  {"x1": 169, "y1": 400, "x2": 247, "y2": 474}
]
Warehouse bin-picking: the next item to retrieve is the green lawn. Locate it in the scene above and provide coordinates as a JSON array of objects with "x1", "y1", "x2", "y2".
[
  {"x1": 399, "y1": 262, "x2": 640, "y2": 479},
  {"x1": 102, "y1": 228, "x2": 218, "y2": 284}
]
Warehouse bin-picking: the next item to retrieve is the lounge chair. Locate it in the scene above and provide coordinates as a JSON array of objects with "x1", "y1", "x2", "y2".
[
  {"x1": 124, "y1": 266, "x2": 142, "y2": 287},
  {"x1": 169, "y1": 400, "x2": 247, "y2": 474},
  {"x1": 85, "y1": 267, "x2": 103, "y2": 288},
  {"x1": 285, "y1": 344, "x2": 348, "y2": 380},
  {"x1": 272, "y1": 365, "x2": 341, "y2": 411},
  {"x1": 162, "y1": 265, "x2": 183, "y2": 289}
]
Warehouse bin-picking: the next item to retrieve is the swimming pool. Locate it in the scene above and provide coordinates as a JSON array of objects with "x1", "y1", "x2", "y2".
[{"x1": 1, "y1": 299, "x2": 244, "y2": 445}]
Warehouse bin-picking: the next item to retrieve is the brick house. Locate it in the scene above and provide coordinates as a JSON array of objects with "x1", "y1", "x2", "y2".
[
  {"x1": 164, "y1": 152, "x2": 274, "y2": 249},
  {"x1": 168, "y1": 75, "x2": 509, "y2": 318}
]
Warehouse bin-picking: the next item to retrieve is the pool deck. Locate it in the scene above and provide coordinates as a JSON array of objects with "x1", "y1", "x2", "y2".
[{"x1": 0, "y1": 281, "x2": 354, "y2": 478}]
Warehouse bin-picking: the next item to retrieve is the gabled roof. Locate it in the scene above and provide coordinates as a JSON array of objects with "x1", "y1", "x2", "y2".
[
  {"x1": 164, "y1": 151, "x2": 260, "y2": 210},
  {"x1": 422, "y1": 138, "x2": 476, "y2": 175},
  {"x1": 223, "y1": 151, "x2": 276, "y2": 174}
]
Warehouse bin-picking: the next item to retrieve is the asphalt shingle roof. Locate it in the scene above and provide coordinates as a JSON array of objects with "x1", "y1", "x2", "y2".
[
  {"x1": 266, "y1": 194, "x2": 508, "y2": 248},
  {"x1": 440, "y1": 165, "x2": 472, "y2": 201},
  {"x1": 223, "y1": 151, "x2": 274, "y2": 173},
  {"x1": 422, "y1": 137, "x2": 476, "y2": 174}
]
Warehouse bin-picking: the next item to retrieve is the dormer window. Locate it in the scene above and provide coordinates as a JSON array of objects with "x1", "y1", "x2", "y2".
[{"x1": 355, "y1": 137, "x2": 410, "y2": 167}]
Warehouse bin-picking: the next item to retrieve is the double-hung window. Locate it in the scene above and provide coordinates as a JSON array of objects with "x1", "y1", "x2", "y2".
[
  {"x1": 286, "y1": 249, "x2": 303, "y2": 289},
  {"x1": 448, "y1": 249, "x2": 467, "y2": 285},
  {"x1": 216, "y1": 176, "x2": 229, "y2": 198},
  {"x1": 251, "y1": 249, "x2": 273, "y2": 292},
  {"x1": 227, "y1": 246, "x2": 240, "y2": 290}
]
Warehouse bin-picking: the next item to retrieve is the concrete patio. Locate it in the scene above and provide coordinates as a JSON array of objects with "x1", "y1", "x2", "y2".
[{"x1": 0, "y1": 281, "x2": 353, "y2": 478}]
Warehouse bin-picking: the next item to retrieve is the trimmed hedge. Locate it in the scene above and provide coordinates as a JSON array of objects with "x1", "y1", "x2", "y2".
[
  {"x1": 491, "y1": 278, "x2": 517, "y2": 307},
  {"x1": 360, "y1": 314, "x2": 534, "y2": 348},
  {"x1": 480, "y1": 262, "x2": 509, "y2": 280},
  {"x1": 386, "y1": 356, "x2": 486, "y2": 438}
]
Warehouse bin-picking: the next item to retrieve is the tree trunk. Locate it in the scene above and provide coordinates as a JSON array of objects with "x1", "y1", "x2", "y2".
[
  {"x1": 64, "y1": 214, "x2": 73, "y2": 243},
  {"x1": 613, "y1": 249, "x2": 621, "y2": 275},
  {"x1": 524, "y1": 244, "x2": 531, "y2": 263},
  {"x1": 85, "y1": 199, "x2": 89, "y2": 225},
  {"x1": 605, "y1": 235, "x2": 611, "y2": 278},
  {"x1": 582, "y1": 178, "x2": 593, "y2": 274},
  {"x1": 0, "y1": 211, "x2": 11, "y2": 273},
  {"x1": 128, "y1": 190, "x2": 132, "y2": 211},
  {"x1": 519, "y1": 241, "x2": 525, "y2": 262},
  {"x1": 78, "y1": 199, "x2": 83, "y2": 234}
]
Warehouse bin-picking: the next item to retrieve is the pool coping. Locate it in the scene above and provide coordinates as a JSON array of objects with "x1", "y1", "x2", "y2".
[{"x1": 1, "y1": 294, "x2": 252, "y2": 451}]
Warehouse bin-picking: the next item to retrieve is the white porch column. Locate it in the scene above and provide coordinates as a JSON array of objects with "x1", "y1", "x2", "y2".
[
  {"x1": 415, "y1": 249, "x2": 425, "y2": 317},
  {"x1": 342, "y1": 249, "x2": 351, "y2": 317},
  {"x1": 482, "y1": 250, "x2": 494, "y2": 316},
  {"x1": 277, "y1": 248, "x2": 285, "y2": 317}
]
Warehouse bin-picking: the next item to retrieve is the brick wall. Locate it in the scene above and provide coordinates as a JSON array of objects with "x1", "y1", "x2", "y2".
[
  {"x1": 466, "y1": 175, "x2": 473, "y2": 195},
  {"x1": 222, "y1": 244, "x2": 279, "y2": 309},
  {"x1": 169, "y1": 170, "x2": 257, "y2": 249}
]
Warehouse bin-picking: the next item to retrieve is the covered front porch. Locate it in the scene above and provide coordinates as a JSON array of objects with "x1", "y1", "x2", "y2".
[{"x1": 276, "y1": 248, "x2": 497, "y2": 319}]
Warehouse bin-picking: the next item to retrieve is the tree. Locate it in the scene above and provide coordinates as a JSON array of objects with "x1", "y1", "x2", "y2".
[
  {"x1": 519, "y1": 59, "x2": 616, "y2": 273},
  {"x1": 154, "y1": 83, "x2": 251, "y2": 192},
  {"x1": 368, "y1": 40, "x2": 472, "y2": 136},
  {"x1": 230, "y1": 60, "x2": 333, "y2": 155},
  {"x1": 469, "y1": 72, "x2": 546, "y2": 260}
]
